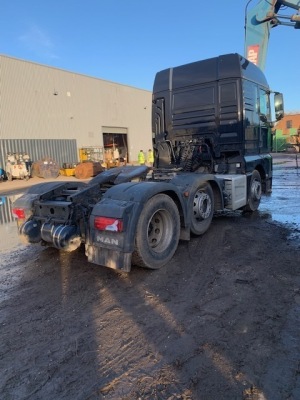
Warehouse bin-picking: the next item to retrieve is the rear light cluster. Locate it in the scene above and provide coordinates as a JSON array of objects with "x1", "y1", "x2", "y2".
[
  {"x1": 94, "y1": 217, "x2": 123, "y2": 232},
  {"x1": 12, "y1": 208, "x2": 26, "y2": 219}
]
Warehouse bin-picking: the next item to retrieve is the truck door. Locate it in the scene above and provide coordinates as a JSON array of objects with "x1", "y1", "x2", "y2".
[
  {"x1": 258, "y1": 88, "x2": 271, "y2": 153},
  {"x1": 218, "y1": 80, "x2": 241, "y2": 145}
]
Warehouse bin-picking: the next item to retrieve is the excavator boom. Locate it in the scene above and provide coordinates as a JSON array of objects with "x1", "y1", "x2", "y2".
[{"x1": 245, "y1": 0, "x2": 300, "y2": 70}]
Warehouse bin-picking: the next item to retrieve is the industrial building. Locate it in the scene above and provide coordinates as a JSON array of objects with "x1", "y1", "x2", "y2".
[
  {"x1": 0, "y1": 54, "x2": 152, "y2": 171},
  {"x1": 274, "y1": 112, "x2": 300, "y2": 152}
]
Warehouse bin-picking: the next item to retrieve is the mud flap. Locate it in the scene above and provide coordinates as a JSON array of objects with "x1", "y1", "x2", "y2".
[
  {"x1": 265, "y1": 177, "x2": 272, "y2": 193},
  {"x1": 86, "y1": 244, "x2": 132, "y2": 272}
]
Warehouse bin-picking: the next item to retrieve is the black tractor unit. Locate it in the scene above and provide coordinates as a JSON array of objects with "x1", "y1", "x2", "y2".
[{"x1": 13, "y1": 54, "x2": 284, "y2": 272}]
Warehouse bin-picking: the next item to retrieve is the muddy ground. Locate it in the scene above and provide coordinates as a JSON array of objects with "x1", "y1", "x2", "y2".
[{"x1": 1, "y1": 154, "x2": 300, "y2": 400}]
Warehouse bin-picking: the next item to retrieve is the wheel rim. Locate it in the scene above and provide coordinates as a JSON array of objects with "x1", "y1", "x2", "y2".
[
  {"x1": 193, "y1": 190, "x2": 212, "y2": 221},
  {"x1": 251, "y1": 179, "x2": 262, "y2": 201},
  {"x1": 147, "y1": 209, "x2": 173, "y2": 253}
]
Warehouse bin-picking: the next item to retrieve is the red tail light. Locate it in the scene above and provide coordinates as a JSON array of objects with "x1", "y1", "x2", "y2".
[
  {"x1": 94, "y1": 217, "x2": 123, "y2": 232},
  {"x1": 12, "y1": 208, "x2": 26, "y2": 219}
]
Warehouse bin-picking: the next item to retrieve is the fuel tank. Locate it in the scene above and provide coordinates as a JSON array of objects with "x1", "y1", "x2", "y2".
[
  {"x1": 41, "y1": 222, "x2": 81, "y2": 251},
  {"x1": 19, "y1": 220, "x2": 81, "y2": 251}
]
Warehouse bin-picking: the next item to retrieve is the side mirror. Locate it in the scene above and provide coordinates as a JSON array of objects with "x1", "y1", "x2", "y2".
[{"x1": 274, "y1": 92, "x2": 284, "y2": 121}]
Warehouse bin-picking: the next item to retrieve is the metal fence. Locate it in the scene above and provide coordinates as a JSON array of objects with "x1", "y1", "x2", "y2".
[{"x1": 0, "y1": 139, "x2": 78, "y2": 171}]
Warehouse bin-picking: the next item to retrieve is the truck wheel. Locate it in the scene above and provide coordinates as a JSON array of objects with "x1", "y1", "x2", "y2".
[
  {"x1": 132, "y1": 194, "x2": 180, "y2": 269},
  {"x1": 244, "y1": 170, "x2": 262, "y2": 212},
  {"x1": 190, "y1": 183, "x2": 214, "y2": 236}
]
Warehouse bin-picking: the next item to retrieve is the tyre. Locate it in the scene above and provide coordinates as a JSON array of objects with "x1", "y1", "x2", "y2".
[
  {"x1": 132, "y1": 194, "x2": 180, "y2": 269},
  {"x1": 190, "y1": 183, "x2": 214, "y2": 236},
  {"x1": 244, "y1": 170, "x2": 262, "y2": 212}
]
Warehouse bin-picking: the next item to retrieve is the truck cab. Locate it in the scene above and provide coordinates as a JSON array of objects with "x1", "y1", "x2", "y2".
[{"x1": 152, "y1": 53, "x2": 284, "y2": 192}]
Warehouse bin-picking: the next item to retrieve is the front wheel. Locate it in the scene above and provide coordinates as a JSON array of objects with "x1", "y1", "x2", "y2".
[
  {"x1": 190, "y1": 183, "x2": 214, "y2": 236},
  {"x1": 132, "y1": 194, "x2": 180, "y2": 269},
  {"x1": 243, "y1": 170, "x2": 262, "y2": 212}
]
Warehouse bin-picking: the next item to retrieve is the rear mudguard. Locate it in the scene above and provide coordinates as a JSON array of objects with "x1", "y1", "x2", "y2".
[
  {"x1": 170, "y1": 172, "x2": 224, "y2": 212},
  {"x1": 88, "y1": 165, "x2": 149, "y2": 185},
  {"x1": 88, "y1": 173, "x2": 223, "y2": 254},
  {"x1": 88, "y1": 180, "x2": 184, "y2": 256},
  {"x1": 87, "y1": 181, "x2": 185, "y2": 271}
]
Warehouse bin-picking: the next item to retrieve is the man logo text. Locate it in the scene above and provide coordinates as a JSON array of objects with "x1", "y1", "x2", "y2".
[{"x1": 96, "y1": 236, "x2": 119, "y2": 245}]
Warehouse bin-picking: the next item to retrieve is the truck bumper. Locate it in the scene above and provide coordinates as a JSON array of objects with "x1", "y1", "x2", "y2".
[{"x1": 85, "y1": 244, "x2": 132, "y2": 272}]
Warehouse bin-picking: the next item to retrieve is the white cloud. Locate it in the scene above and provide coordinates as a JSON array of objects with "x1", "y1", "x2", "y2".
[{"x1": 19, "y1": 25, "x2": 59, "y2": 59}]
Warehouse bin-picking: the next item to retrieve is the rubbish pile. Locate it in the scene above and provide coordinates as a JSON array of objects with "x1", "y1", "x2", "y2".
[{"x1": 31, "y1": 157, "x2": 60, "y2": 179}]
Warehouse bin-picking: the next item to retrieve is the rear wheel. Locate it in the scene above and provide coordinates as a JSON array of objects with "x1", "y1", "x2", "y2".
[
  {"x1": 132, "y1": 194, "x2": 180, "y2": 269},
  {"x1": 190, "y1": 183, "x2": 214, "y2": 235},
  {"x1": 244, "y1": 170, "x2": 262, "y2": 212}
]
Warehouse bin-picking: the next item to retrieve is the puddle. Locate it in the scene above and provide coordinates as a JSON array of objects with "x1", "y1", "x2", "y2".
[
  {"x1": 0, "y1": 193, "x2": 24, "y2": 252},
  {"x1": 260, "y1": 168, "x2": 300, "y2": 207},
  {"x1": 259, "y1": 168, "x2": 300, "y2": 242}
]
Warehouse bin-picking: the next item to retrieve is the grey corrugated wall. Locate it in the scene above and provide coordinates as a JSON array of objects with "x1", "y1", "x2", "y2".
[
  {"x1": 0, "y1": 194, "x2": 12, "y2": 224},
  {"x1": 0, "y1": 139, "x2": 78, "y2": 171},
  {"x1": 0, "y1": 55, "x2": 153, "y2": 163}
]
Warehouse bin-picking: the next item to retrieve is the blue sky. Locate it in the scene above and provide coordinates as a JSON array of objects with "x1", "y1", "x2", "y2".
[{"x1": 1, "y1": 0, "x2": 299, "y2": 112}]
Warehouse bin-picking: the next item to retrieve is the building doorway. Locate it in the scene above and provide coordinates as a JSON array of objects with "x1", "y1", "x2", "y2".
[{"x1": 102, "y1": 130, "x2": 128, "y2": 165}]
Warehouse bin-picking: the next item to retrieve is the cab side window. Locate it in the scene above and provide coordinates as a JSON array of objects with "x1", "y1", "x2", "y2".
[{"x1": 259, "y1": 89, "x2": 270, "y2": 119}]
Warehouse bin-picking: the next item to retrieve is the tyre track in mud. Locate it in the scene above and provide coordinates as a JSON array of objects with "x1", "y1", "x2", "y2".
[
  {"x1": 1, "y1": 210, "x2": 300, "y2": 399},
  {"x1": 123, "y1": 214, "x2": 300, "y2": 399}
]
